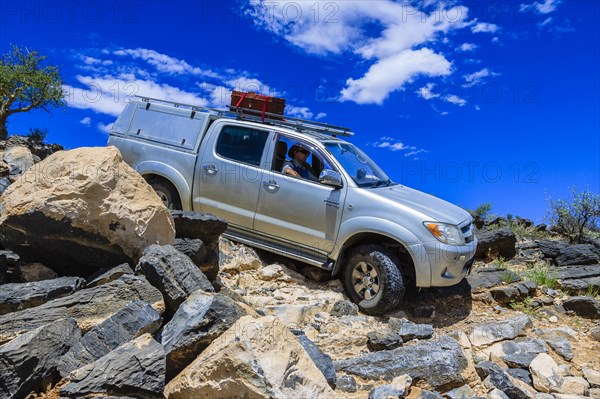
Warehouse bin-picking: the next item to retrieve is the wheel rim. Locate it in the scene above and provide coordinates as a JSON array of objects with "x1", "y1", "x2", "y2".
[
  {"x1": 154, "y1": 189, "x2": 170, "y2": 207},
  {"x1": 351, "y1": 261, "x2": 380, "y2": 300}
]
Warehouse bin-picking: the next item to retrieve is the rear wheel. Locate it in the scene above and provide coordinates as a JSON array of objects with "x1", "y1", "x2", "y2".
[
  {"x1": 342, "y1": 245, "x2": 405, "y2": 315},
  {"x1": 148, "y1": 178, "x2": 181, "y2": 210}
]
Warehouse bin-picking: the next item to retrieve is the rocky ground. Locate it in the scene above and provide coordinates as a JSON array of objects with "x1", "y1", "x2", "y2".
[{"x1": 0, "y1": 142, "x2": 598, "y2": 399}]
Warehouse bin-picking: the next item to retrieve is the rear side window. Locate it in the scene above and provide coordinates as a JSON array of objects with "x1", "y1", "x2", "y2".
[{"x1": 215, "y1": 125, "x2": 269, "y2": 166}]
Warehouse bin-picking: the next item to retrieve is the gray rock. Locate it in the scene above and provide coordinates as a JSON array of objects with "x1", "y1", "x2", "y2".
[
  {"x1": 58, "y1": 300, "x2": 162, "y2": 376},
  {"x1": 468, "y1": 268, "x2": 508, "y2": 293},
  {"x1": 294, "y1": 332, "x2": 337, "y2": 389},
  {"x1": 475, "y1": 361, "x2": 532, "y2": 399},
  {"x1": 0, "y1": 274, "x2": 163, "y2": 344},
  {"x1": 475, "y1": 228, "x2": 517, "y2": 260},
  {"x1": 135, "y1": 244, "x2": 213, "y2": 317},
  {"x1": 336, "y1": 375, "x2": 357, "y2": 393},
  {"x1": 556, "y1": 245, "x2": 599, "y2": 266},
  {"x1": 446, "y1": 384, "x2": 474, "y2": 399},
  {"x1": 330, "y1": 300, "x2": 359, "y2": 316},
  {"x1": 583, "y1": 367, "x2": 600, "y2": 387},
  {"x1": 169, "y1": 210, "x2": 227, "y2": 243},
  {"x1": 160, "y1": 291, "x2": 246, "y2": 380},
  {"x1": 60, "y1": 334, "x2": 165, "y2": 398},
  {"x1": 172, "y1": 238, "x2": 219, "y2": 282},
  {"x1": 562, "y1": 296, "x2": 600, "y2": 319},
  {"x1": 469, "y1": 315, "x2": 532, "y2": 347},
  {"x1": 0, "y1": 276, "x2": 86, "y2": 315},
  {"x1": 530, "y1": 353, "x2": 563, "y2": 393},
  {"x1": 368, "y1": 384, "x2": 405, "y2": 399},
  {"x1": 86, "y1": 263, "x2": 134, "y2": 287},
  {"x1": 556, "y1": 265, "x2": 600, "y2": 294},
  {"x1": 506, "y1": 368, "x2": 533, "y2": 386},
  {"x1": 367, "y1": 329, "x2": 403, "y2": 351},
  {"x1": 539, "y1": 240, "x2": 569, "y2": 259},
  {"x1": 490, "y1": 286, "x2": 522, "y2": 304},
  {"x1": 388, "y1": 318, "x2": 433, "y2": 341},
  {"x1": 0, "y1": 318, "x2": 81, "y2": 399},
  {"x1": 542, "y1": 336, "x2": 573, "y2": 361},
  {"x1": 591, "y1": 326, "x2": 600, "y2": 342},
  {"x1": 491, "y1": 338, "x2": 549, "y2": 369},
  {"x1": 0, "y1": 177, "x2": 10, "y2": 196},
  {"x1": 335, "y1": 336, "x2": 468, "y2": 390},
  {"x1": 14, "y1": 262, "x2": 57, "y2": 282}
]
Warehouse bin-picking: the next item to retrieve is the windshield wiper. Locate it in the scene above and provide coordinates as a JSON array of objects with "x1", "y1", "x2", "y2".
[{"x1": 370, "y1": 178, "x2": 391, "y2": 188}]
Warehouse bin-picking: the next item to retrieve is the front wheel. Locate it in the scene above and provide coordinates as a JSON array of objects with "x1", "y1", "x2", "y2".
[
  {"x1": 148, "y1": 178, "x2": 181, "y2": 210},
  {"x1": 342, "y1": 245, "x2": 405, "y2": 315}
]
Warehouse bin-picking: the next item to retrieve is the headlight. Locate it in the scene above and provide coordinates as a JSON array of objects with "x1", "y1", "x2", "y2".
[{"x1": 423, "y1": 222, "x2": 465, "y2": 246}]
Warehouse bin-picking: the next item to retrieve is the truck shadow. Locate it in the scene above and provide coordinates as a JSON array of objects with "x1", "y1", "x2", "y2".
[{"x1": 252, "y1": 248, "x2": 473, "y2": 329}]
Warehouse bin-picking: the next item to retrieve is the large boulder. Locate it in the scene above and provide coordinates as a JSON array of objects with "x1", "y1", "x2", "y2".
[
  {"x1": 58, "y1": 300, "x2": 162, "y2": 377},
  {"x1": 556, "y1": 265, "x2": 600, "y2": 294},
  {"x1": 0, "y1": 276, "x2": 86, "y2": 315},
  {"x1": 0, "y1": 318, "x2": 81, "y2": 398},
  {"x1": 556, "y1": 244, "x2": 599, "y2": 266},
  {"x1": 0, "y1": 146, "x2": 175, "y2": 277},
  {"x1": 60, "y1": 333, "x2": 166, "y2": 398},
  {"x1": 468, "y1": 315, "x2": 532, "y2": 347},
  {"x1": 529, "y1": 353, "x2": 563, "y2": 393},
  {"x1": 562, "y1": 296, "x2": 600, "y2": 319},
  {"x1": 164, "y1": 315, "x2": 336, "y2": 399},
  {"x1": 0, "y1": 274, "x2": 164, "y2": 344},
  {"x1": 135, "y1": 245, "x2": 214, "y2": 317},
  {"x1": 475, "y1": 228, "x2": 517, "y2": 261},
  {"x1": 482, "y1": 338, "x2": 549, "y2": 369},
  {"x1": 160, "y1": 291, "x2": 247, "y2": 380},
  {"x1": 334, "y1": 336, "x2": 469, "y2": 390},
  {"x1": 3, "y1": 145, "x2": 34, "y2": 177}
]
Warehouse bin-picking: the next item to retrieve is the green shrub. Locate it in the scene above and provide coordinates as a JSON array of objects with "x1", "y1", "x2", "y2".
[
  {"x1": 525, "y1": 264, "x2": 558, "y2": 289},
  {"x1": 469, "y1": 203, "x2": 493, "y2": 219},
  {"x1": 546, "y1": 187, "x2": 600, "y2": 244},
  {"x1": 26, "y1": 127, "x2": 47, "y2": 143}
]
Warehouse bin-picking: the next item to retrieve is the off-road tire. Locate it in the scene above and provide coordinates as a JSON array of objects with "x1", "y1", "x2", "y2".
[
  {"x1": 148, "y1": 178, "x2": 182, "y2": 210},
  {"x1": 342, "y1": 245, "x2": 405, "y2": 315}
]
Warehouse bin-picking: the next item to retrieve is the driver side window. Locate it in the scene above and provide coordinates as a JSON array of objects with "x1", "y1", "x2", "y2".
[{"x1": 270, "y1": 135, "x2": 332, "y2": 184}]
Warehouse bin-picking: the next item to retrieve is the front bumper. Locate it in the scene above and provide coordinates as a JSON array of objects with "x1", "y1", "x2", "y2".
[{"x1": 424, "y1": 238, "x2": 478, "y2": 287}]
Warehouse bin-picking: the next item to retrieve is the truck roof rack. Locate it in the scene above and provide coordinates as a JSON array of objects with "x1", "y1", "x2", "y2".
[{"x1": 133, "y1": 95, "x2": 353, "y2": 137}]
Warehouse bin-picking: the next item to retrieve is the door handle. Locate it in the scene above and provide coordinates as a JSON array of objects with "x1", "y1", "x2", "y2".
[
  {"x1": 263, "y1": 180, "x2": 280, "y2": 190},
  {"x1": 203, "y1": 164, "x2": 218, "y2": 174}
]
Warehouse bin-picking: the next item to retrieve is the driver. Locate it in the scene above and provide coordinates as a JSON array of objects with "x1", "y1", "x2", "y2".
[{"x1": 282, "y1": 143, "x2": 319, "y2": 182}]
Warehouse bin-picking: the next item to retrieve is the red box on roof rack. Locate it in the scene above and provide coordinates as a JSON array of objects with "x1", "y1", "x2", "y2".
[{"x1": 230, "y1": 91, "x2": 286, "y2": 120}]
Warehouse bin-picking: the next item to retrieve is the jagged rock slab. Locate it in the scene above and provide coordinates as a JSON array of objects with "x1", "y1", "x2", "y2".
[
  {"x1": 0, "y1": 318, "x2": 81, "y2": 398},
  {"x1": 0, "y1": 276, "x2": 86, "y2": 315},
  {"x1": 475, "y1": 361, "x2": 532, "y2": 399},
  {"x1": 562, "y1": 296, "x2": 600, "y2": 319},
  {"x1": 173, "y1": 238, "x2": 219, "y2": 282},
  {"x1": 367, "y1": 329, "x2": 403, "y2": 351},
  {"x1": 556, "y1": 245, "x2": 599, "y2": 266},
  {"x1": 556, "y1": 265, "x2": 600, "y2": 293},
  {"x1": 0, "y1": 146, "x2": 175, "y2": 276},
  {"x1": 467, "y1": 268, "x2": 508, "y2": 293},
  {"x1": 475, "y1": 228, "x2": 517, "y2": 261},
  {"x1": 169, "y1": 210, "x2": 227, "y2": 243},
  {"x1": 58, "y1": 300, "x2": 162, "y2": 377},
  {"x1": 135, "y1": 245, "x2": 213, "y2": 317},
  {"x1": 160, "y1": 291, "x2": 246, "y2": 380},
  {"x1": 0, "y1": 275, "x2": 164, "y2": 344},
  {"x1": 388, "y1": 318, "x2": 433, "y2": 341},
  {"x1": 536, "y1": 329, "x2": 574, "y2": 361},
  {"x1": 335, "y1": 336, "x2": 468, "y2": 390},
  {"x1": 490, "y1": 281, "x2": 537, "y2": 304},
  {"x1": 60, "y1": 334, "x2": 165, "y2": 398},
  {"x1": 468, "y1": 315, "x2": 532, "y2": 347},
  {"x1": 86, "y1": 263, "x2": 134, "y2": 288},
  {"x1": 483, "y1": 338, "x2": 548, "y2": 369},
  {"x1": 293, "y1": 331, "x2": 337, "y2": 389},
  {"x1": 164, "y1": 315, "x2": 336, "y2": 399}
]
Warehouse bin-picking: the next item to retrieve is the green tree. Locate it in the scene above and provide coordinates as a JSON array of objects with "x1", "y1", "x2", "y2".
[
  {"x1": 546, "y1": 187, "x2": 600, "y2": 243},
  {"x1": 0, "y1": 44, "x2": 65, "y2": 140}
]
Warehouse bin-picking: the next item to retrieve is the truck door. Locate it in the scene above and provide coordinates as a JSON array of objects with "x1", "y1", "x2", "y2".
[
  {"x1": 193, "y1": 122, "x2": 271, "y2": 229},
  {"x1": 254, "y1": 134, "x2": 346, "y2": 259}
]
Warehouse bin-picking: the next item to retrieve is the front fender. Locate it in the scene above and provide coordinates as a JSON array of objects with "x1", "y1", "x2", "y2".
[
  {"x1": 332, "y1": 217, "x2": 432, "y2": 287},
  {"x1": 135, "y1": 161, "x2": 192, "y2": 210}
]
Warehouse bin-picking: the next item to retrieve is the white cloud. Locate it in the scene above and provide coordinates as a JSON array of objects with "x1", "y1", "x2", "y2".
[
  {"x1": 520, "y1": 0, "x2": 561, "y2": 14},
  {"x1": 472, "y1": 22, "x2": 499, "y2": 33},
  {"x1": 246, "y1": 1, "x2": 471, "y2": 105},
  {"x1": 417, "y1": 83, "x2": 440, "y2": 100},
  {"x1": 405, "y1": 149, "x2": 428, "y2": 157},
  {"x1": 463, "y1": 68, "x2": 499, "y2": 87},
  {"x1": 372, "y1": 137, "x2": 421, "y2": 153},
  {"x1": 341, "y1": 48, "x2": 452, "y2": 104},
  {"x1": 443, "y1": 94, "x2": 467, "y2": 106},
  {"x1": 114, "y1": 48, "x2": 219, "y2": 78},
  {"x1": 79, "y1": 117, "x2": 91, "y2": 126},
  {"x1": 97, "y1": 122, "x2": 113, "y2": 134},
  {"x1": 315, "y1": 112, "x2": 327, "y2": 120},
  {"x1": 475, "y1": 105, "x2": 481, "y2": 111},
  {"x1": 492, "y1": 37, "x2": 501, "y2": 44},
  {"x1": 226, "y1": 77, "x2": 277, "y2": 96},
  {"x1": 538, "y1": 17, "x2": 553, "y2": 29},
  {"x1": 457, "y1": 43, "x2": 478, "y2": 52},
  {"x1": 286, "y1": 105, "x2": 313, "y2": 119}
]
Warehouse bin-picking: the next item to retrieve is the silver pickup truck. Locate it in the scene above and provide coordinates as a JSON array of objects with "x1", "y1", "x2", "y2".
[{"x1": 108, "y1": 96, "x2": 477, "y2": 314}]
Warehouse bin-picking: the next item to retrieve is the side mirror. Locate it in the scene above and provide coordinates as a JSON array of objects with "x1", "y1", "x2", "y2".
[{"x1": 319, "y1": 169, "x2": 343, "y2": 188}]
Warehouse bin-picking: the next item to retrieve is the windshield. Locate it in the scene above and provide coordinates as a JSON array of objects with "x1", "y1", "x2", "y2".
[{"x1": 324, "y1": 142, "x2": 394, "y2": 187}]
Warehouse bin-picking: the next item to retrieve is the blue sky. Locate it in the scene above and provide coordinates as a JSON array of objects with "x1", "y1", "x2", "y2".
[{"x1": 1, "y1": 0, "x2": 598, "y2": 222}]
